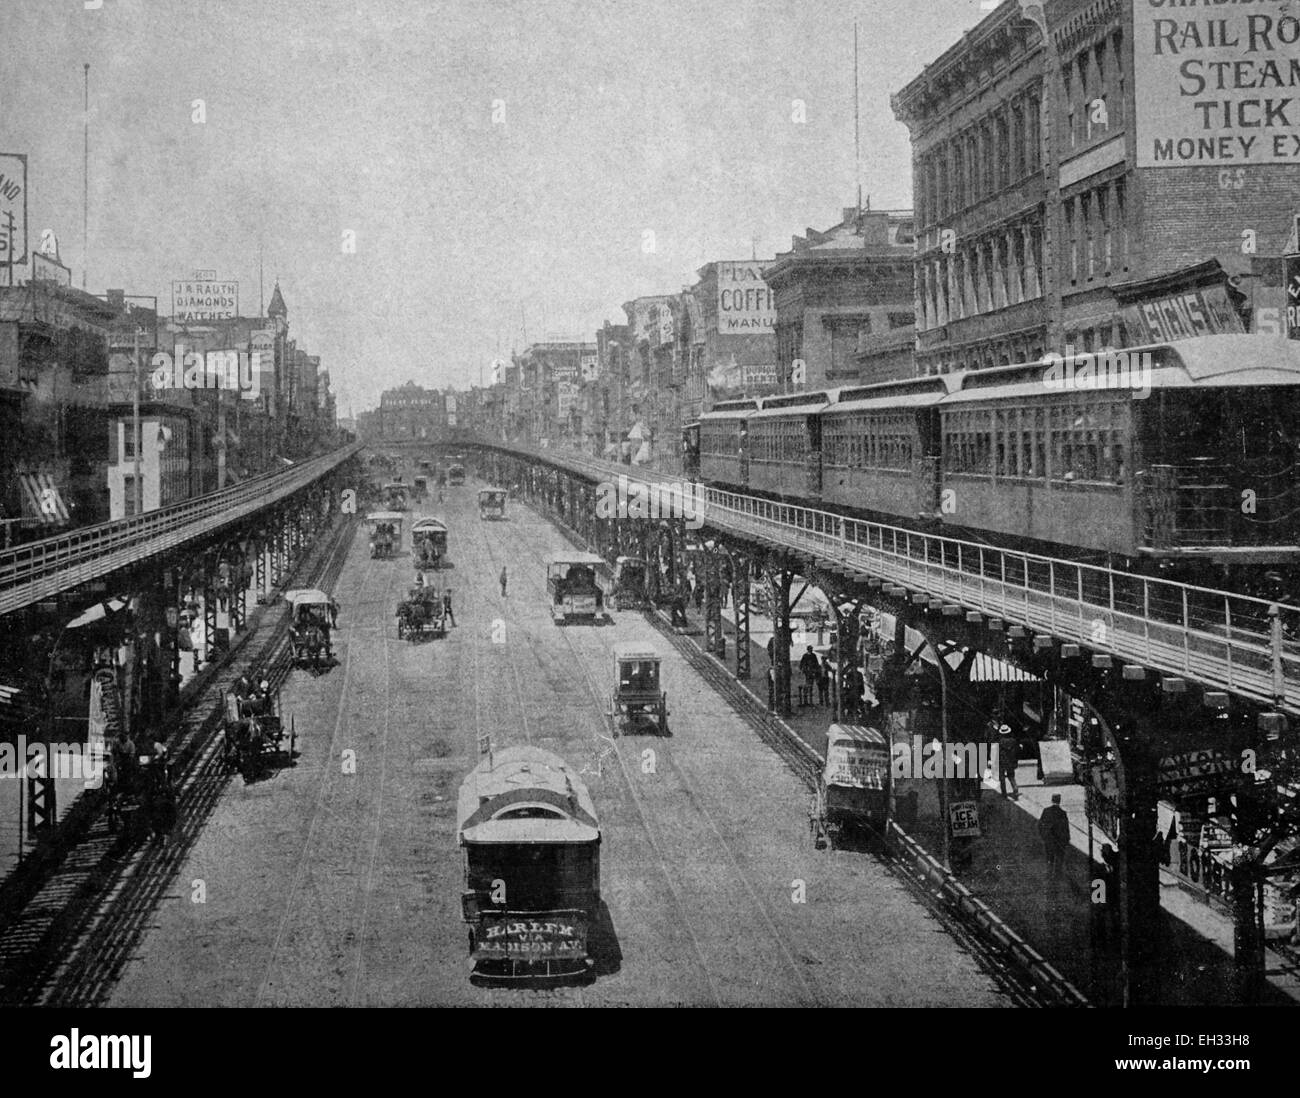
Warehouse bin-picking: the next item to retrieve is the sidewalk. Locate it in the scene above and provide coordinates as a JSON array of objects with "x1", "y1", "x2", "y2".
[{"x1": 683, "y1": 596, "x2": 1300, "y2": 1005}]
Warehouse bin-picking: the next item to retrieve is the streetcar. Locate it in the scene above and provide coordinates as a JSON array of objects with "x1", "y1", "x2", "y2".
[
  {"x1": 457, "y1": 746, "x2": 601, "y2": 979},
  {"x1": 365, "y1": 511, "x2": 404, "y2": 559},
  {"x1": 810, "y1": 724, "x2": 892, "y2": 850},
  {"x1": 448, "y1": 463, "x2": 466, "y2": 487},
  {"x1": 412, "y1": 475, "x2": 430, "y2": 502},
  {"x1": 545, "y1": 553, "x2": 609, "y2": 624},
  {"x1": 411, "y1": 517, "x2": 449, "y2": 570},
  {"x1": 478, "y1": 487, "x2": 507, "y2": 520},
  {"x1": 695, "y1": 335, "x2": 1300, "y2": 578}
]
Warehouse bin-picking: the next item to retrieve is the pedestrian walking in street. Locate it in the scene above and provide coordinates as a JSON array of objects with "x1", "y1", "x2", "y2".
[
  {"x1": 798, "y1": 645, "x2": 819, "y2": 708},
  {"x1": 694, "y1": 583, "x2": 704, "y2": 612},
  {"x1": 817, "y1": 656, "x2": 832, "y2": 707},
  {"x1": 443, "y1": 588, "x2": 455, "y2": 627},
  {"x1": 1038, "y1": 793, "x2": 1071, "y2": 886},
  {"x1": 499, "y1": 566, "x2": 508, "y2": 597},
  {"x1": 997, "y1": 724, "x2": 1020, "y2": 799}
]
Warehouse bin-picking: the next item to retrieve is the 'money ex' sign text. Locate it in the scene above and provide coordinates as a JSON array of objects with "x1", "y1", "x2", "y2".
[{"x1": 1135, "y1": 1, "x2": 1300, "y2": 167}]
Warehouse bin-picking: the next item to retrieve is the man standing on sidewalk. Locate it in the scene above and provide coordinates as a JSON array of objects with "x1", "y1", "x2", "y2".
[
  {"x1": 798, "y1": 646, "x2": 819, "y2": 708},
  {"x1": 1038, "y1": 794, "x2": 1071, "y2": 886},
  {"x1": 997, "y1": 724, "x2": 1020, "y2": 799}
]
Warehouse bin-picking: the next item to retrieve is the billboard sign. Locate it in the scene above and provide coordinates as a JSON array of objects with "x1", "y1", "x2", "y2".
[
  {"x1": 716, "y1": 261, "x2": 776, "y2": 334},
  {"x1": 172, "y1": 278, "x2": 239, "y2": 321},
  {"x1": 0, "y1": 153, "x2": 28, "y2": 267},
  {"x1": 1157, "y1": 747, "x2": 1243, "y2": 800},
  {"x1": 1134, "y1": 2, "x2": 1300, "y2": 167},
  {"x1": 1121, "y1": 284, "x2": 1244, "y2": 343},
  {"x1": 31, "y1": 251, "x2": 70, "y2": 286}
]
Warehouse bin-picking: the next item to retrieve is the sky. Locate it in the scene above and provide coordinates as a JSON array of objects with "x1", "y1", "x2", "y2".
[{"x1": 2, "y1": 0, "x2": 997, "y2": 413}]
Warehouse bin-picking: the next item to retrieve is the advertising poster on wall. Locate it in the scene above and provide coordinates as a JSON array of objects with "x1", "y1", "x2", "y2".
[{"x1": 1133, "y1": 2, "x2": 1300, "y2": 168}]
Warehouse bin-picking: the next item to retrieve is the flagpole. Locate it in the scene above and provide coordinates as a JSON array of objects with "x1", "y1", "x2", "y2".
[{"x1": 83, "y1": 63, "x2": 90, "y2": 289}]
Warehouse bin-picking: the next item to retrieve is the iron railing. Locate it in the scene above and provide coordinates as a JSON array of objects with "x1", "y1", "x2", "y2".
[
  {"x1": 0, "y1": 443, "x2": 361, "y2": 616},
  {"x1": 480, "y1": 439, "x2": 1300, "y2": 714}
]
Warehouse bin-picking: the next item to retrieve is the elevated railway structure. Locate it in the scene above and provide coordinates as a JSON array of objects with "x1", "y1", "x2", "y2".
[
  {"x1": 390, "y1": 436, "x2": 1300, "y2": 1007},
  {"x1": 0, "y1": 443, "x2": 361, "y2": 619}
]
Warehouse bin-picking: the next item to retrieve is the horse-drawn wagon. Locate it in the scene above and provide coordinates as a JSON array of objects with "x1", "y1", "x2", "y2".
[
  {"x1": 809, "y1": 724, "x2": 891, "y2": 850},
  {"x1": 609, "y1": 642, "x2": 669, "y2": 735},
  {"x1": 221, "y1": 680, "x2": 296, "y2": 780},
  {"x1": 286, "y1": 588, "x2": 336, "y2": 670},
  {"x1": 478, "y1": 487, "x2": 507, "y2": 520}
]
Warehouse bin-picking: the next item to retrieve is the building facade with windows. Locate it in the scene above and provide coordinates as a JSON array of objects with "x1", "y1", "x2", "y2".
[
  {"x1": 764, "y1": 207, "x2": 917, "y2": 391},
  {"x1": 893, "y1": 0, "x2": 1298, "y2": 375},
  {"x1": 376, "y1": 381, "x2": 445, "y2": 440}
]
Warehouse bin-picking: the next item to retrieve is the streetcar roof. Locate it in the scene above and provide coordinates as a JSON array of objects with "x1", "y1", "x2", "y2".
[
  {"x1": 366, "y1": 511, "x2": 405, "y2": 523},
  {"x1": 546, "y1": 552, "x2": 606, "y2": 567},
  {"x1": 285, "y1": 588, "x2": 332, "y2": 607},
  {"x1": 479, "y1": 486, "x2": 506, "y2": 496},
  {"x1": 826, "y1": 724, "x2": 888, "y2": 748},
  {"x1": 412, "y1": 517, "x2": 448, "y2": 531},
  {"x1": 943, "y1": 335, "x2": 1300, "y2": 405},
  {"x1": 614, "y1": 642, "x2": 659, "y2": 662},
  {"x1": 700, "y1": 403, "x2": 757, "y2": 421},
  {"x1": 750, "y1": 390, "x2": 836, "y2": 419},
  {"x1": 457, "y1": 746, "x2": 598, "y2": 839},
  {"x1": 381, "y1": 482, "x2": 409, "y2": 491}
]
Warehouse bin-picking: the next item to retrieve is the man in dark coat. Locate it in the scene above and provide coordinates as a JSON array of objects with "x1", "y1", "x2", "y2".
[
  {"x1": 798, "y1": 646, "x2": 820, "y2": 707},
  {"x1": 1039, "y1": 794, "x2": 1071, "y2": 885}
]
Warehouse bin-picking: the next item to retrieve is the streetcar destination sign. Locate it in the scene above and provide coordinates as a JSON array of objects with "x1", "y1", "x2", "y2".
[{"x1": 474, "y1": 917, "x2": 587, "y2": 958}]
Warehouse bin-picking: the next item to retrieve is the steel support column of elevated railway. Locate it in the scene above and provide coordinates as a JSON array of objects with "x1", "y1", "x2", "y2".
[{"x1": 862, "y1": 584, "x2": 1291, "y2": 1007}]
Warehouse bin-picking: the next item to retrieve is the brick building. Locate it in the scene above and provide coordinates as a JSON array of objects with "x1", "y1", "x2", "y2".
[
  {"x1": 377, "y1": 381, "x2": 445, "y2": 440},
  {"x1": 892, "y1": 0, "x2": 1299, "y2": 375},
  {"x1": 764, "y1": 206, "x2": 917, "y2": 391}
]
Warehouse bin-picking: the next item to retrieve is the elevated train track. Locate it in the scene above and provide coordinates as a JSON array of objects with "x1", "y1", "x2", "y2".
[
  {"x1": 0, "y1": 442, "x2": 361, "y2": 618},
  {"x1": 456, "y1": 439, "x2": 1300, "y2": 717}
]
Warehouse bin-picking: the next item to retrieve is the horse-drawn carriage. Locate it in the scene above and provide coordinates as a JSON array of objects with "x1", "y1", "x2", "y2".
[
  {"x1": 397, "y1": 585, "x2": 448, "y2": 640},
  {"x1": 104, "y1": 739, "x2": 177, "y2": 838},
  {"x1": 447, "y1": 463, "x2": 466, "y2": 487},
  {"x1": 286, "y1": 588, "x2": 336, "y2": 669},
  {"x1": 609, "y1": 642, "x2": 669, "y2": 735},
  {"x1": 412, "y1": 475, "x2": 429, "y2": 502},
  {"x1": 809, "y1": 724, "x2": 891, "y2": 850},
  {"x1": 612, "y1": 556, "x2": 649, "y2": 611},
  {"x1": 221, "y1": 680, "x2": 296, "y2": 780},
  {"x1": 478, "y1": 487, "x2": 507, "y2": 520},
  {"x1": 546, "y1": 553, "x2": 610, "y2": 625},
  {"x1": 412, "y1": 517, "x2": 449, "y2": 572},
  {"x1": 366, "y1": 512, "x2": 404, "y2": 559}
]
